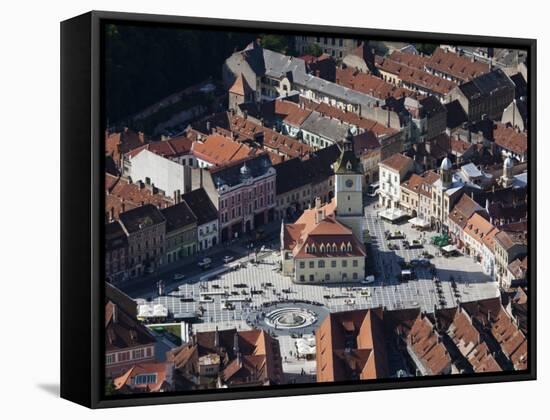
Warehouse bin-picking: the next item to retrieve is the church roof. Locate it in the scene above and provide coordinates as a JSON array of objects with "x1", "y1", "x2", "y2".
[{"x1": 333, "y1": 130, "x2": 362, "y2": 175}]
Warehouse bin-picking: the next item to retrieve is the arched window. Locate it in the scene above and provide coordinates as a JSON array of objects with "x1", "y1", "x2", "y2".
[
  {"x1": 347, "y1": 242, "x2": 353, "y2": 252},
  {"x1": 332, "y1": 244, "x2": 337, "y2": 253},
  {"x1": 319, "y1": 244, "x2": 325, "y2": 253},
  {"x1": 340, "y1": 243, "x2": 346, "y2": 252}
]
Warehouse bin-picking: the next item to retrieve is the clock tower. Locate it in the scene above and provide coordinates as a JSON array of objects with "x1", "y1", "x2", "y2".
[{"x1": 334, "y1": 129, "x2": 364, "y2": 241}]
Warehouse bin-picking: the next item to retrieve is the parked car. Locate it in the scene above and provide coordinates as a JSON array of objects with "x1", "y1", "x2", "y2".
[
  {"x1": 223, "y1": 255, "x2": 234, "y2": 263},
  {"x1": 197, "y1": 257, "x2": 212, "y2": 269},
  {"x1": 173, "y1": 273, "x2": 185, "y2": 280}
]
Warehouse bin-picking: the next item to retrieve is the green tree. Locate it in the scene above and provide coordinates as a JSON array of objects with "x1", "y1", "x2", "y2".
[
  {"x1": 416, "y1": 43, "x2": 438, "y2": 55},
  {"x1": 259, "y1": 34, "x2": 292, "y2": 54},
  {"x1": 303, "y1": 44, "x2": 323, "y2": 57}
]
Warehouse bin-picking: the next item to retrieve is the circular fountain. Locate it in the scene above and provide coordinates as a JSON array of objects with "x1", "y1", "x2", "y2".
[{"x1": 247, "y1": 301, "x2": 329, "y2": 335}]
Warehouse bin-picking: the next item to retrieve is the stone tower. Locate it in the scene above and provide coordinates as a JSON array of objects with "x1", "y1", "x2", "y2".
[
  {"x1": 440, "y1": 157, "x2": 453, "y2": 189},
  {"x1": 502, "y1": 156, "x2": 514, "y2": 187},
  {"x1": 334, "y1": 129, "x2": 364, "y2": 241}
]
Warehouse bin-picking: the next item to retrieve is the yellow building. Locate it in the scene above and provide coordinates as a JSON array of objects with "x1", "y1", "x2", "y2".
[{"x1": 281, "y1": 130, "x2": 367, "y2": 283}]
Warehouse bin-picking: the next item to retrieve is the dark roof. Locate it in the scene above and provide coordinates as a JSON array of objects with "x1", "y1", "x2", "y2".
[
  {"x1": 332, "y1": 129, "x2": 361, "y2": 175},
  {"x1": 105, "y1": 220, "x2": 128, "y2": 251},
  {"x1": 458, "y1": 68, "x2": 514, "y2": 101},
  {"x1": 105, "y1": 300, "x2": 156, "y2": 352},
  {"x1": 119, "y1": 204, "x2": 165, "y2": 234},
  {"x1": 275, "y1": 144, "x2": 340, "y2": 195},
  {"x1": 510, "y1": 72, "x2": 527, "y2": 99},
  {"x1": 161, "y1": 201, "x2": 197, "y2": 233},
  {"x1": 210, "y1": 154, "x2": 273, "y2": 188},
  {"x1": 181, "y1": 188, "x2": 218, "y2": 225},
  {"x1": 445, "y1": 100, "x2": 468, "y2": 129},
  {"x1": 420, "y1": 95, "x2": 446, "y2": 118}
]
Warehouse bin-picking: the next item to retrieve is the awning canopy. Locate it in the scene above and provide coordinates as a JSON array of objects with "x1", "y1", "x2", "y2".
[
  {"x1": 408, "y1": 217, "x2": 430, "y2": 228},
  {"x1": 442, "y1": 244, "x2": 458, "y2": 253},
  {"x1": 380, "y1": 208, "x2": 408, "y2": 222}
]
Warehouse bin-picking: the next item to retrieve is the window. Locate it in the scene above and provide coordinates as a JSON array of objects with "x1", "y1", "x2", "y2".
[
  {"x1": 134, "y1": 374, "x2": 157, "y2": 385},
  {"x1": 331, "y1": 260, "x2": 337, "y2": 268},
  {"x1": 132, "y1": 348, "x2": 145, "y2": 360},
  {"x1": 352, "y1": 259, "x2": 358, "y2": 267},
  {"x1": 342, "y1": 260, "x2": 348, "y2": 268},
  {"x1": 309, "y1": 274, "x2": 315, "y2": 282},
  {"x1": 299, "y1": 261, "x2": 305, "y2": 269},
  {"x1": 118, "y1": 351, "x2": 130, "y2": 362},
  {"x1": 325, "y1": 273, "x2": 330, "y2": 281},
  {"x1": 353, "y1": 272, "x2": 358, "y2": 280},
  {"x1": 299, "y1": 275, "x2": 305, "y2": 282},
  {"x1": 106, "y1": 354, "x2": 115, "y2": 365},
  {"x1": 318, "y1": 260, "x2": 325, "y2": 268},
  {"x1": 309, "y1": 261, "x2": 314, "y2": 268}
]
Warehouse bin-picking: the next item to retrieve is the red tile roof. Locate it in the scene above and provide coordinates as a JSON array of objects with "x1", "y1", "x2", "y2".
[
  {"x1": 464, "y1": 213, "x2": 496, "y2": 246},
  {"x1": 229, "y1": 73, "x2": 253, "y2": 96},
  {"x1": 493, "y1": 123, "x2": 528, "y2": 156},
  {"x1": 408, "y1": 314, "x2": 452, "y2": 375},
  {"x1": 192, "y1": 134, "x2": 258, "y2": 167},
  {"x1": 336, "y1": 67, "x2": 416, "y2": 100},
  {"x1": 105, "y1": 173, "x2": 173, "y2": 220},
  {"x1": 375, "y1": 52, "x2": 456, "y2": 96},
  {"x1": 379, "y1": 153, "x2": 414, "y2": 172},
  {"x1": 426, "y1": 47, "x2": 490, "y2": 82},
  {"x1": 283, "y1": 200, "x2": 366, "y2": 258}
]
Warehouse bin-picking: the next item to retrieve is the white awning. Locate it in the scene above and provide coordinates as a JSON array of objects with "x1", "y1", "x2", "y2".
[
  {"x1": 138, "y1": 304, "x2": 168, "y2": 318},
  {"x1": 379, "y1": 208, "x2": 407, "y2": 221},
  {"x1": 408, "y1": 217, "x2": 430, "y2": 228},
  {"x1": 442, "y1": 245, "x2": 458, "y2": 253}
]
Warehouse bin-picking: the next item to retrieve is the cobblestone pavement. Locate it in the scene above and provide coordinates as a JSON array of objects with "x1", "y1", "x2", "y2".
[{"x1": 136, "y1": 229, "x2": 498, "y2": 324}]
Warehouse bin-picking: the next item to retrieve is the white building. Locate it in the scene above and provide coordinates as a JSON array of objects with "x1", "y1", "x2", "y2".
[
  {"x1": 126, "y1": 149, "x2": 192, "y2": 199},
  {"x1": 181, "y1": 188, "x2": 219, "y2": 251},
  {"x1": 378, "y1": 153, "x2": 414, "y2": 209}
]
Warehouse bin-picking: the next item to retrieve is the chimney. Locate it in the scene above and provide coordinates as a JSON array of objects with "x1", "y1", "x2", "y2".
[
  {"x1": 214, "y1": 326, "x2": 220, "y2": 348},
  {"x1": 233, "y1": 332, "x2": 240, "y2": 354}
]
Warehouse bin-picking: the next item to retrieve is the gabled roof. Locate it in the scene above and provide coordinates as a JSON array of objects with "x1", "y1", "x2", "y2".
[
  {"x1": 426, "y1": 47, "x2": 490, "y2": 82},
  {"x1": 493, "y1": 122, "x2": 528, "y2": 155},
  {"x1": 463, "y1": 212, "x2": 496, "y2": 245},
  {"x1": 449, "y1": 193, "x2": 485, "y2": 229},
  {"x1": 161, "y1": 200, "x2": 197, "y2": 233},
  {"x1": 379, "y1": 153, "x2": 414, "y2": 173},
  {"x1": 181, "y1": 188, "x2": 218, "y2": 225},
  {"x1": 229, "y1": 73, "x2": 253, "y2": 96},
  {"x1": 119, "y1": 204, "x2": 166, "y2": 234},
  {"x1": 192, "y1": 134, "x2": 258, "y2": 167}
]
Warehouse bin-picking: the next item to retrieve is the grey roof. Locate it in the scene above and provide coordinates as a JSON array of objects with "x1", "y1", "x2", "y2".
[
  {"x1": 460, "y1": 163, "x2": 483, "y2": 179},
  {"x1": 211, "y1": 154, "x2": 273, "y2": 189},
  {"x1": 161, "y1": 201, "x2": 197, "y2": 233},
  {"x1": 119, "y1": 204, "x2": 165, "y2": 234},
  {"x1": 513, "y1": 172, "x2": 528, "y2": 189},
  {"x1": 458, "y1": 68, "x2": 515, "y2": 100},
  {"x1": 240, "y1": 45, "x2": 380, "y2": 109},
  {"x1": 300, "y1": 73, "x2": 380, "y2": 107},
  {"x1": 301, "y1": 111, "x2": 351, "y2": 142},
  {"x1": 262, "y1": 48, "x2": 307, "y2": 81}
]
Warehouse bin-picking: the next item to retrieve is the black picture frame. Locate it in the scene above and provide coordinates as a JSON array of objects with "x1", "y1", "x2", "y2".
[{"x1": 60, "y1": 10, "x2": 537, "y2": 409}]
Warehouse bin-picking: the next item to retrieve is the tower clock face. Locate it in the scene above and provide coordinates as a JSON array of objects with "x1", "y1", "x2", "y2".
[{"x1": 345, "y1": 179, "x2": 354, "y2": 188}]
